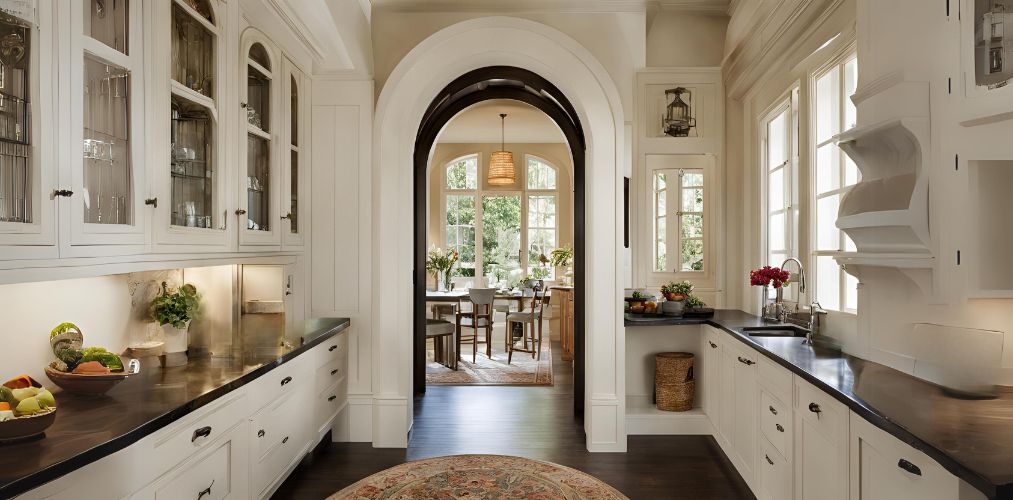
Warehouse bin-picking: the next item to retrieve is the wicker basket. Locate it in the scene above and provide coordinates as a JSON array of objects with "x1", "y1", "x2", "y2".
[{"x1": 655, "y1": 352, "x2": 695, "y2": 412}]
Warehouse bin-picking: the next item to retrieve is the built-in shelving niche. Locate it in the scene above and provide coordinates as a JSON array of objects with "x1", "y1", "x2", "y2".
[
  {"x1": 967, "y1": 160, "x2": 1013, "y2": 298},
  {"x1": 830, "y1": 78, "x2": 934, "y2": 296}
]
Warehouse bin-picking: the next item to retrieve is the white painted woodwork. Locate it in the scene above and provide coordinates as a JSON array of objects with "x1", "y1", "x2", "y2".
[
  {"x1": 757, "y1": 431, "x2": 793, "y2": 500},
  {"x1": 280, "y1": 57, "x2": 308, "y2": 249},
  {"x1": 134, "y1": 422, "x2": 251, "y2": 500},
  {"x1": 848, "y1": 412, "x2": 959, "y2": 500},
  {"x1": 794, "y1": 376, "x2": 849, "y2": 500},
  {"x1": 699, "y1": 325, "x2": 722, "y2": 431},
  {"x1": 717, "y1": 332, "x2": 736, "y2": 445},
  {"x1": 730, "y1": 340, "x2": 758, "y2": 484}
]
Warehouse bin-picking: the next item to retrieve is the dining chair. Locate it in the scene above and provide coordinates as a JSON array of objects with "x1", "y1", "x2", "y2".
[
  {"x1": 506, "y1": 284, "x2": 548, "y2": 363},
  {"x1": 425, "y1": 318, "x2": 457, "y2": 370},
  {"x1": 456, "y1": 288, "x2": 496, "y2": 363}
]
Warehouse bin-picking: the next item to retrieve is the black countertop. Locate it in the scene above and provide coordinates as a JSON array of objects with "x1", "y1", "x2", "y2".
[
  {"x1": 0, "y1": 317, "x2": 350, "y2": 498},
  {"x1": 627, "y1": 309, "x2": 1013, "y2": 500}
]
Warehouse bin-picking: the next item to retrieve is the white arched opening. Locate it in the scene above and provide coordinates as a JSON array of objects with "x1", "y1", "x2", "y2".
[{"x1": 372, "y1": 16, "x2": 627, "y2": 452}]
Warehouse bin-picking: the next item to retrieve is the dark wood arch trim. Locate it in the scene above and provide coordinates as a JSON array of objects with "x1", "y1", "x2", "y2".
[{"x1": 413, "y1": 66, "x2": 586, "y2": 414}]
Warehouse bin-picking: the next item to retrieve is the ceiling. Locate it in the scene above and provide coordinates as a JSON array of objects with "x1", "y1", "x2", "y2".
[
  {"x1": 370, "y1": 0, "x2": 730, "y2": 14},
  {"x1": 438, "y1": 100, "x2": 566, "y2": 144}
]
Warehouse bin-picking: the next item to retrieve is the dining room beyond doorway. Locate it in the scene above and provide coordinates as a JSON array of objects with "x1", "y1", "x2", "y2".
[{"x1": 421, "y1": 98, "x2": 577, "y2": 389}]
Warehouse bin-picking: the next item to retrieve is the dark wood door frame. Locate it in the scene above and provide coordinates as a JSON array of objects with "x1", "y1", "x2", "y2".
[{"x1": 413, "y1": 66, "x2": 586, "y2": 413}]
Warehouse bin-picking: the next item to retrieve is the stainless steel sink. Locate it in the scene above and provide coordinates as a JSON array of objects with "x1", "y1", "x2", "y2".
[{"x1": 742, "y1": 325, "x2": 810, "y2": 337}]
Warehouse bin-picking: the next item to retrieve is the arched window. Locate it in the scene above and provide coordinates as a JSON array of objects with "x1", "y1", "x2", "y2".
[
  {"x1": 446, "y1": 155, "x2": 478, "y2": 190},
  {"x1": 527, "y1": 156, "x2": 557, "y2": 190}
]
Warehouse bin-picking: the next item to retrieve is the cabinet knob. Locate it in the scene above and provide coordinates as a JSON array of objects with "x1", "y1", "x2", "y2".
[
  {"x1": 144, "y1": 197, "x2": 157, "y2": 207},
  {"x1": 328, "y1": 395, "x2": 337, "y2": 402},
  {"x1": 808, "y1": 402, "x2": 822, "y2": 417},
  {"x1": 282, "y1": 436, "x2": 290, "y2": 444},
  {"x1": 235, "y1": 209, "x2": 247, "y2": 215},
  {"x1": 768, "y1": 405, "x2": 777, "y2": 415},
  {"x1": 257, "y1": 429, "x2": 265, "y2": 438},
  {"x1": 776, "y1": 423, "x2": 784, "y2": 433},
  {"x1": 897, "y1": 458, "x2": 922, "y2": 476},
  {"x1": 280, "y1": 376, "x2": 293, "y2": 386},
  {"x1": 53, "y1": 189, "x2": 73, "y2": 198},
  {"x1": 737, "y1": 356, "x2": 755, "y2": 366},
  {"x1": 331, "y1": 368, "x2": 339, "y2": 376},
  {"x1": 197, "y1": 479, "x2": 214, "y2": 500},
  {"x1": 708, "y1": 341, "x2": 717, "y2": 349},
  {"x1": 765, "y1": 455, "x2": 774, "y2": 466},
  {"x1": 329, "y1": 344, "x2": 338, "y2": 352},
  {"x1": 191, "y1": 426, "x2": 212, "y2": 442},
  {"x1": 280, "y1": 212, "x2": 293, "y2": 220}
]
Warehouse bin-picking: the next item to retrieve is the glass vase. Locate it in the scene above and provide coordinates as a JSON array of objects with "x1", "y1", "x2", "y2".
[{"x1": 760, "y1": 285, "x2": 778, "y2": 321}]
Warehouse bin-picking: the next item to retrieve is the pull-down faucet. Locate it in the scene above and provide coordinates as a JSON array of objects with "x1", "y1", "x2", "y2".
[{"x1": 775, "y1": 257, "x2": 806, "y2": 323}]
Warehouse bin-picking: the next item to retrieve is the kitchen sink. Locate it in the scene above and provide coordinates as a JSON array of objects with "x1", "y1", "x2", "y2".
[{"x1": 742, "y1": 324, "x2": 810, "y2": 337}]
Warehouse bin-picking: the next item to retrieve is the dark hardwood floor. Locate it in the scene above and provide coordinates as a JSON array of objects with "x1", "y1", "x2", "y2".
[{"x1": 274, "y1": 341, "x2": 754, "y2": 499}]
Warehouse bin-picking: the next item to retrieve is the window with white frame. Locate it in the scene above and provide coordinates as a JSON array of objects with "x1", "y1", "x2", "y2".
[
  {"x1": 526, "y1": 156, "x2": 557, "y2": 279},
  {"x1": 762, "y1": 93, "x2": 798, "y2": 265},
  {"x1": 445, "y1": 155, "x2": 478, "y2": 277},
  {"x1": 812, "y1": 53, "x2": 859, "y2": 312},
  {"x1": 653, "y1": 165, "x2": 706, "y2": 273}
]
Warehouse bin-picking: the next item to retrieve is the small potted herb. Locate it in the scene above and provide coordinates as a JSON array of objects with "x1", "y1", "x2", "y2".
[
  {"x1": 150, "y1": 282, "x2": 200, "y2": 365},
  {"x1": 660, "y1": 281, "x2": 694, "y2": 316}
]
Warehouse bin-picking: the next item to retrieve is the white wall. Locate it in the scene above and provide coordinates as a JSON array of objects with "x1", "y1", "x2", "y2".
[{"x1": 646, "y1": 11, "x2": 727, "y2": 67}]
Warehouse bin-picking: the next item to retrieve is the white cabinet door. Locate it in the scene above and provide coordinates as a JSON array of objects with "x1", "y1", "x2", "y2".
[
  {"x1": 794, "y1": 377, "x2": 849, "y2": 500},
  {"x1": 718, "y1": 336, "x2": 736, "y2": 445},
  {"x1": 280, "y1": 58, "x2": 307, "y2": 249},
  {"x1": 132, "y1": 421, "x2": 251, "y2": 500},
  {"x1": 699, "y1": 326, "x2": 721, "y2": 427},
  {"x1": 731, "y1": 341, "x2": 758, "y2": 483},
  {"x1": 849, "y1": 413, "x2": 958, "y2": 500}
]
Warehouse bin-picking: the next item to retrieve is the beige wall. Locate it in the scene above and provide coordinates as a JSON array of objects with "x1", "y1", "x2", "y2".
[
  {"x1": 646, "y1": 12, "x2": 728, "y2": 67},
  {"x1": 371, "y1": 10, "x2": 645, "y2": 117},
  {"x1": 427, "y1": 143, "x2": 574, "y2": 285}
]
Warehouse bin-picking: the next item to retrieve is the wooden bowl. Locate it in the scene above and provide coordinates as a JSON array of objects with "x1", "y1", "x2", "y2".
[
  {"x1": 0, "y1": 408, "x2": 57, "y2": 444},
  {"x1": 44, "y1": 359, "x2": 139, "y2": 396}
]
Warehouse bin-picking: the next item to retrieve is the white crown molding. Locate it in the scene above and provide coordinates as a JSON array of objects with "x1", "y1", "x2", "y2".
[
  {"x1": 264, "y1": 0, "x2": 327, "y2": 61},
  {"x1": 649, "y1": 0, "x2": 731, "y2": 13},
  {"x1": 371, "y1": 0, "x2": 650, "y2": 13}
]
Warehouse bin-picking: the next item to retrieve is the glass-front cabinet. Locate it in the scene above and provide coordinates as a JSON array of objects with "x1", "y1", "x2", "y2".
[
  {"x1": 239, "y1": 35, "x2": 280, "y2": 247},
  {"x1": 282, "y1": 58, "x2": 305, "y2": 248},
  {"x1": 149, "y1": 0, "x2": 229, "y2": 249},
  {"x1": 0, "y1": 2, "x2": 57, "y2": 252},
  {"x1": 65, "y1": 0, "x2": 146, "y2": 248}
]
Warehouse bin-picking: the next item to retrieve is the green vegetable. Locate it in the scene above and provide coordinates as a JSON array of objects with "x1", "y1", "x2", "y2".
[
  {"x1": 36, "y1": 388, "x2": 56, "y2": 408},
  {"x1": 685, "y1": 295, "x2": 706, "y2": 309},
  {"x1": 0, "y1": 386, "x2": 15, "y2": 406},
  {"x1": 16, "y1": 396, "x2": 43, "y2": 415},
  {"x1": 12, "y1": 387, "x2": 39, "y2": 402},
  {"x1": 80, "y1": 347, "x2": 124, "y2": 372},
  {"x1": 150, "y1": 282, "x2": 201, "y2": 329},
  {"x1": 49, "y1": 322, "x2": 82, "y2": 340},
  {"x1": 661, "y1": 281, "x2": 694, "y2": 297}
]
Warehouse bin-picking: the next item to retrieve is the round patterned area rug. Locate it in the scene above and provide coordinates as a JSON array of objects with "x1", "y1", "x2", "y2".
[{"x1": 328, "y1": 454, "x2": 628, "y2": 499}]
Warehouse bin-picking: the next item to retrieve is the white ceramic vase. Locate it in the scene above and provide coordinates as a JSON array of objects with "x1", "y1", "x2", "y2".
[{"x1": 162, "y1": 323, "x2": 189, "y2": 354}]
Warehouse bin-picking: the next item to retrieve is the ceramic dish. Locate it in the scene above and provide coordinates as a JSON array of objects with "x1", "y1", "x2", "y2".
[
  {"x1": 44, "y1": 359, "x2": 140, "y2": 396},
  {"x1": 0, "y1": 408, "x2": 57, "y2": 444}
]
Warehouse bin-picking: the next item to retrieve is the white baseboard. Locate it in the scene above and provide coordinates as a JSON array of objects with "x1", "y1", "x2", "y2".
[
  {"x1": 373, "y1": 396, "x2": 409, "y2": 448},
  {"x1": 346, "y1": 394, "x2": 374, "y2": 442},
  {"x1": 586, "y1": 396, "x2": 626, "y2": 452}
]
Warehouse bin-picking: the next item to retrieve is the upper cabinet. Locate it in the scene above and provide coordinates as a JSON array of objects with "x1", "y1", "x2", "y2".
[
  {"x1": 148, "y1": 0, "x2": 232, "y2": 250},
  {"x1": 239, "y1": 35, "x2": 281, "y2": 248},
  {"x1": 63, "y1": 0, "x2": 148, "y2": 250},
  {"x1": 0, "y1": 2, "x2": 57, "y2": 256},
  {"x1": 282, "y1": 58, "x2": 306, "y2": 249}
]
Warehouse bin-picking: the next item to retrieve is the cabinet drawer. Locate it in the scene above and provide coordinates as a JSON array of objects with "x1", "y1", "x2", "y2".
[
  {"x1": 148, "y1": 393, "x2": 248, "y2": 474},
  {"x1": 252, "y1": 428, "x2": 305, "y2": 498},
  {"x1": 155, "y1": 436, "x2": 233, "y2": 500},
  {"x1": 759, "y1": 389, "x2": 791, "y2": 460},
  {"x1": 316, "y1": 356, "x2": 346, "y2": 395},
  {"x1": 850, "y1": 413, "x2": 958, "y2": 500},
  {"x1": 251, "y1": 390, "x2": 303, "y2": 460},
  {"x1": 795, "y1": 376, "x2": 847, "y2": 442},
  {"x1": 757, "y1": 435, "x2": 792, "y2": 500},
  {"x1": 315, "y1": 333, "x2": 347, "y2": 369},
  {"x1": 316, "y1": 378, "x2": 347, "y2": 432},
  {"x1": 757, "y1": 354, "x2": 792, "y2": 403},
  {"x1": 247, "y1": 355, "x2": 311, "y2": 412}
]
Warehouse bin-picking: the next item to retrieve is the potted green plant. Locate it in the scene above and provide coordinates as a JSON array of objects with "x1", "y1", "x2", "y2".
[
  {"x1": 150, "y1": 282, "x2": 200, "y2": 365},
  {"x1": 660, "y1": 281, "x2": 694, "y2": 316}
]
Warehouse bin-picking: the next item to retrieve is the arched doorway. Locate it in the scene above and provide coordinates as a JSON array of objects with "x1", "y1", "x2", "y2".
[
  {"x1": 412, "y1": 67, "x2": 586, "y2": 412},
  {"x1": 373, "y1": 17, "x2": 626, "y2": 451}
]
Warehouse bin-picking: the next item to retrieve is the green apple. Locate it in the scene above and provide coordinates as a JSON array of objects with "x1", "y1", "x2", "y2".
[
  {"x1": 36, "y1": 388, "x2": 56, "y2": 408},
  {"x1": 11, "y1": 386, "x2": 40, "y2": 401},
  {"x1": 15, "y1": 396, "x2": 43, "y2": 415}
]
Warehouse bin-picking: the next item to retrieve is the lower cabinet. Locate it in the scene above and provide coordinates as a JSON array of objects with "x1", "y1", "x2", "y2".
[
  {"x1": 756, "y1": 431, "x2": 792, "y2": 500},
  {"x1": 849, "y1": 413, "x2": 959, "y2": 500},
  {"x1": 133, "y1": 422, "x2": 250, "y2": 500},
  {"x1": 730, "y1": 343, "x2": 758, "y2": 484},
  {"x1": 794, "y1": 377, "x2": 849, "y2": 500}
]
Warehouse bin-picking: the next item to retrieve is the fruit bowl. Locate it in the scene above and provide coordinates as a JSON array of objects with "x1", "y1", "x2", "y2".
[
  {"x1": 45, "y1": 359, "x2": 140, "y2": 396},
  {"x1": 0, "y1": 408, "x2": 56, "y2": 444}
]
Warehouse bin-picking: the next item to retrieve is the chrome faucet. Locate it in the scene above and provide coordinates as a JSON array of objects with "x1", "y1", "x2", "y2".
[
  {"x1": 775, "y1": 258, "x2": 807, "y2": 323},
  {"x1": 805, "y1": 301, "x2": 828, "y2": 345}
]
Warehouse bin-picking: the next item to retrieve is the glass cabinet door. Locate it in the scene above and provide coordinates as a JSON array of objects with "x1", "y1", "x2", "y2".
[
  {"x1": 67, "y1": 0, "x2": 146, "y2": 247},
  {"x1": 240, "y1": 39, "x2": 279, "y2": 246},
  {"x1": 0, "y1": 3, "x2": 57, "y2": 251},
  {"x1": 282, "y1": 59, "x2": 304, "y2": 248}
]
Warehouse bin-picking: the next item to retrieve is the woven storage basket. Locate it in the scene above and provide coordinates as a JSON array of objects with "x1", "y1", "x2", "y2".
[{"x1": 655, "y1": 352, "x2": 695, "y2": 412}]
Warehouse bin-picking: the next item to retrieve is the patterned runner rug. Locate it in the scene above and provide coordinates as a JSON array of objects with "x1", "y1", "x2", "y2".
[
  {"x1": 425, "y1": 338, "x2": 553, "y2": 385},
  {"x1": 328, "y1": 455, "x2": 627, "y2": 499}
]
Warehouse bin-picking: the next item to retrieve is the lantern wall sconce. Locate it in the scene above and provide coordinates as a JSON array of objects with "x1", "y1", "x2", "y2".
[{"x1": 662, "y1": 87, "x2": 696, "y2": 137}]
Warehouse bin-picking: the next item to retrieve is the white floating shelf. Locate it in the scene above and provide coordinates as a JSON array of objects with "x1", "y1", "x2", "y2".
[{"x1": 625, "y1": 396, "x2": 712, "y2": 435}]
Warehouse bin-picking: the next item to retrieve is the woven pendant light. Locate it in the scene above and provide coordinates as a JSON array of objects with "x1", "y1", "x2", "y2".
[{"x1": 488, "y1": 113, "x2": 516, "y2": 186}]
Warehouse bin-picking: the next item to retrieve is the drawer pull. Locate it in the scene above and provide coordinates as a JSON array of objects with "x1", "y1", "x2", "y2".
[
  {"x1": 708, "y1": 341, "x2": 717, "y2": 349},
  {"x1": 191, "y1": 426, "x2": 212, "y2": 443},
  {"x1": 328, "y1": 395, "x2": 337, "y2": 402},
  {"x1": 768, "y1": 405, "x2": 777, "y2": 415},
  {"x1": 331, "y1": 368, "x2": 339, "y2": 376},
  {"x1": 257, "y1": 429, "x2": 265, "y2": 438},
  {"x1": 282, "y1": 436, "x2": 290, "y2": 444},
  {"x1": 808, "y1": 402, "x2": 822, "y2": 418},
  {"x1": 776, "y1": 423, "x2": 784, "y2": 433},
  {"x1": 281, "y1": 376, "x2": 293, "y2": 386},
  {"x1": 329, "y1": 344, "x2": 338, "y2": 352},
  {"x1": 765, "y1": 455, "x2": 774, "y2": 466},
  {"x1": 197, "y1": 479, "x2": 214, "y2": 500},
  {"x1": 898, "y1": 458, "x2": 922, "y2": 476},
  {"x1": 737, "y1": 356, "x2": 755, "y2": 366}
]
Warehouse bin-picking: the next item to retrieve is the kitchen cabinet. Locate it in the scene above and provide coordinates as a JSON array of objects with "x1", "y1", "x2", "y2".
[
  {"x1": 0, "y1": 1, "x2": 58, "y2": 257},
  {"x1": 730, "y1": 340, "x2": 758, "y2": 483},
  {"x1": 238, "y1": 34, "x2": 281, "y2": 249},
  {"x1": 699, "y1": 325, "x2": 722, "y2": 433},
  {"x1": 61, "y1": 0, "x2": 149, "y2": 252},
  {"x1": 848, "y1": 412, "x2": 958, "y2": 500},
  {"x1": 132, "y1": 421, "x2": 251, "y2": 500},
  {"x1": 794, "y1": 376, "x2": 849, "y2": 500},
  {"x1": 281, "y1": 58, "x2": 307, "y2": 249}
]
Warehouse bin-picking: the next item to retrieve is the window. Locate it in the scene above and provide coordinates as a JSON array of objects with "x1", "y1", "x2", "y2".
[
  {"x1": 446, "y1": 194, "x2": 476, "y2": 277},
  {"x1": 527, "y1": 156, "x2": 557, "y2": 190},
  {"x1": 652, "y1": 163, "x2": 706, "y2": 273},
  {"x1": 762, "y1": 91, "x2": 799, "y2": 301},
  {"x1": 526, "y1": 156, "x2": 557, "y2": 279},
  {"x1": 812, "y1": 54, "x2": 859, "y2": 312},
  {"x1": 446, "y1": 156, "x2": 478, "y2": 190}
]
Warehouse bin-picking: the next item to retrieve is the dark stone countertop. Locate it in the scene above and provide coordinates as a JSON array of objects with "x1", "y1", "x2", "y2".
[
  {"x1": 628, "y1": 309, "x2": 1013, "y2": 500},
  {"x1": 0, "y1": 317, "x2": 350, "y2": 498}
]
